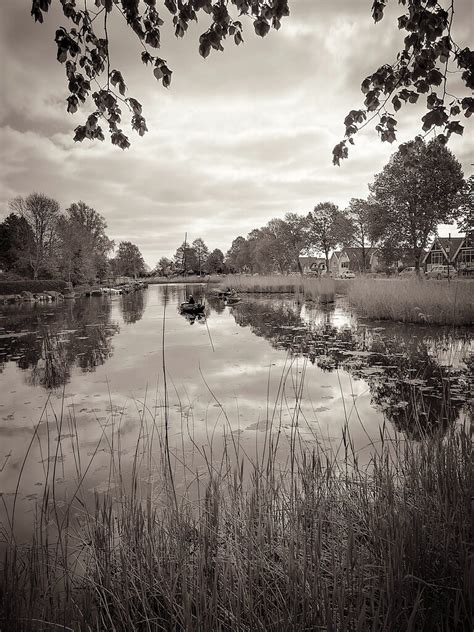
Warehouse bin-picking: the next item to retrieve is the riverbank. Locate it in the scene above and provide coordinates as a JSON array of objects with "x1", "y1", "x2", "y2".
[
  {"x1": 1, "y1": 420, "x2": 470, "y2": 632},
  {"x1": 0, "y1": 279, "x2": 148, "y2": 305}
]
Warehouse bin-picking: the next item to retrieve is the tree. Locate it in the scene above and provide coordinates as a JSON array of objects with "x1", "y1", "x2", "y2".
[
  {"x1": 192, "y1": 238, "x2": 210, "y2": 275},
  {"x1": 370, "y1": 138, "x2": 465, "y2": 271},
  {"x1": 113, "y1": 241, "x2": 146, "y2": 278},
  {"x1": 343, "y1": 198, "x2": 379, "y2": 272},
  {"x1": 10, "y1": 193, "x2": 61, "y2": 279},
  {"x1": 268, "y1": 213, "x2": 311, "y2": 274},
  {"x1": 308, "y1": 203, "x2": 347, "y2": 272},
  {"x1": 57, "y1": 201, "x2": 114, "y2": 283},
  {"x1": 0, "y1": 213, "x2": 34, "y2": 274},
  {"x1": 30, "y1": 1, "x2": 472, "y2": 159},
  {"x1": 173, "y1": 241, "x2": 198, "y2": 274},
  {"x1": 205, "y1": 249, "x2": 225, "y2": 274},
  {"x1": 154, "y1": 256, "x2": 173, "y2": 276},
  {"x1": 226, "y1": 236, "x2": 250, "y2": 273},
  {"x1": 457, "y1": 175, "x2": 473, "y2": 233},
  {"x1": 333, "y1": 1, "x2": 474, "y2": 164}
]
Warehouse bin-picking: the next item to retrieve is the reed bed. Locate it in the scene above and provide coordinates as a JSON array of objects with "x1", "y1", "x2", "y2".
[
  {"x1": 1, "y1": 416, "x2": 471, "y2": 631},
  {"x1": 147, "y1": 274, "x2": 223, "y2": 284},
  {"x1": 223, "y1": 275, "x2": 337, "y2": 303},
  {"x1": 348, "y1": 277, "x2": 474, "y2": 325}
]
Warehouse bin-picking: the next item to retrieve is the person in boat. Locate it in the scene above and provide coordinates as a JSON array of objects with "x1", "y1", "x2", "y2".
[{"x1": 188, "y1": 294, "x2": 195, "y2": 305}]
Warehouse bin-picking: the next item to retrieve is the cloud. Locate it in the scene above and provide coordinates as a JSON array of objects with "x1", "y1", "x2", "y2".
[{"x1": 0, "y1": 0, "x2": 472, "y2": 265}]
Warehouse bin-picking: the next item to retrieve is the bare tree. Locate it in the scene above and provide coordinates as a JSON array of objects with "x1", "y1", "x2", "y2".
[{"x1": 10, "y1": 193, "x2": 61, "y2": 279}]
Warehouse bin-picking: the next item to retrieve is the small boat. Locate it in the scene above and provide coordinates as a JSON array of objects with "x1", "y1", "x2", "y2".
[
  {"x1": 225, "y1": 297, "x2": 241, "y2": 305},
  {"x1": 180, "y1": 302, "x2": 205, "y2": 314}
]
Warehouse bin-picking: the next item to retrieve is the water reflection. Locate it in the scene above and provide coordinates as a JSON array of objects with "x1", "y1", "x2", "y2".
[
  {"x1": 0, "y1": 298, "x2": 119, "y2": 389},
  {"x1": 230, "y1": 296, "x2": 472, "y2": 437},
  {"x1": 119, "y1": 290, "x2": 147, "y2": 324}
]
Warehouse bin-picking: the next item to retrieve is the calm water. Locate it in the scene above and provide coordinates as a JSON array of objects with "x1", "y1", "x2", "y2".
[{"x1": 0, "y1": 284, "x2": 472, "y2": 535}]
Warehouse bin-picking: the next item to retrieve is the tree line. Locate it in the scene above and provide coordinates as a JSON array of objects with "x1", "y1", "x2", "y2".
[
  {"x1": 1, "y1": 139, "x2": 471, "y2": 282},
  {"x1": 0, "y1": 196, "x2": 147, "y2": 283},
  {"x1": 160, "y1": 139, "x2": 470, "y2": 275}
]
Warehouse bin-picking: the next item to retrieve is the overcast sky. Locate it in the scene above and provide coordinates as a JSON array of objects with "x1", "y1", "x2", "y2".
[{"x1": 1, "y1": 0, "x2": 472, "y2": 266}]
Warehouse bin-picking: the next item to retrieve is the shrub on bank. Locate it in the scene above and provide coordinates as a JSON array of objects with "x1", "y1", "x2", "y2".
[
  {"x1": 0, "y1": 280, "x2": 69, "y2": 295},
  {"x1": 348, "y1": 277, "x2": 473, "y2": 325}
]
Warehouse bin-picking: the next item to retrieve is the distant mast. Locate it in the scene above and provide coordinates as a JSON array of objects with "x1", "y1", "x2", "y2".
[{"x1": 183, "y1": 232, "x2": 187, "y2": 275}]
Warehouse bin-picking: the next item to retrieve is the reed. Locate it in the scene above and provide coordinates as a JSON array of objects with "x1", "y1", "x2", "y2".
[
  {"x1": 348, "y1": 277, "x2": 473, "y2": 325},
  {"x1": 1, "y1": 404, "x2": 471, "y2": 631},
  {"x1": 147, "y1": 274, "x2": 223, "y2": 284},
  {"x1": 222, "y1": 274, "x2": 337, "y2": 303}
]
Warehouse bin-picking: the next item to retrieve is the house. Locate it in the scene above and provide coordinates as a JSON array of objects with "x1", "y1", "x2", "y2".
[
  {"x1": 334, "y1": 247, "x2": 379, "y2": 275},
  {"x1": 329, "y1": 251, "x2": 342, "y2": 276},
  {"x1": 299, "y1": 256, "x2": 326, "y2": 274},
  {"x1": 423, "y1": 233, "x2": 473, "y2": 275}
]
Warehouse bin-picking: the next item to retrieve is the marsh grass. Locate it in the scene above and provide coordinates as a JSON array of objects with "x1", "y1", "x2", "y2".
[
  {"x1": 147, "y1": 274, "x2": 223, "y2": 285},
  {"x1": 223, "y1": 275, "x2": 337, "y2": 303},
  {"x1": 1, "y1": 397, "x2": 471, "y2": 631},
  {"x1": 348, "y1": 277, "x2": 474, "y2": 325}
]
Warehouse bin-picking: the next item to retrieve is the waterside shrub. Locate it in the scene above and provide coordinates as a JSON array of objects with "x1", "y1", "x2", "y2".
[{"x1": 0, "y1": 279, "x2": 69, "y2": 295}]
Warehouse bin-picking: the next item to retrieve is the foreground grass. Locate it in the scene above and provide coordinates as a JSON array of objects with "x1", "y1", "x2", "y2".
[
  {"x1": 222, "y1": 274, "x2": 339, "y2": 303},
  {"x1": 349, "y1": 277, "x2": 473, "y2": 325},
  {"x1": 1, "y1": 420, "x2": 471, "y2": 631}
]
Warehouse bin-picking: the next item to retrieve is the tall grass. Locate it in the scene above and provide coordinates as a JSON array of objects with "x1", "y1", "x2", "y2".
[
  {"x1": 222, "y1": 275, "x2": 337, "y2": 303},
  {"x1": 1, "y1": 410, "x2": 471, "y2": 631},
  {"x1": 147, "y1": 274, "x2": 223, "y2": 284},
  {"x1": 348, "y1": 277, "x2": 474, "y2": 325}
]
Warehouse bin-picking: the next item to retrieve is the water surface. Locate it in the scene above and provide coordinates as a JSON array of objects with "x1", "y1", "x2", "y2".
[{"x1": 0, "y1": 284, "x2": 471, "y2": 536}]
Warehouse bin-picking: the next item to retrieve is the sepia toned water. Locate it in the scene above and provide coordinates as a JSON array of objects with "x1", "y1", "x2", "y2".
[{"x1": 0, "y1": 283, "x2": 472, "y2": 538}]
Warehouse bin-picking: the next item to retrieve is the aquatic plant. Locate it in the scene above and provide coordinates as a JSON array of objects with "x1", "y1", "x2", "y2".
[
  {"x1": 0, "y1": 400, "x2": 471, "y2": 631},
  {"x1": 222, "y1": 274, "x2": 337, "y2": 303},
  {"x1": 348, "y1": 277, "x2": 473, "y2": 325}
]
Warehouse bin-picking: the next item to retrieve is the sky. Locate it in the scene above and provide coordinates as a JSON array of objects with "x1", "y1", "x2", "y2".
[{"x1": 1, "y1": 0, "x2": 472, "y2": 267}]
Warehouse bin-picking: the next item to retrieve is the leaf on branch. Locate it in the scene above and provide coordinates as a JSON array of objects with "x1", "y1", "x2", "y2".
[
  {"x1": 371, "y1": 1, "x2": 385, "y2": 23},
  {"x1": 446, "y1": 121, "x2": 464, "y2": 137},
  {"x1": 66, "y1": 95, "x2": 78, "y2": 114},
  {"x1": 421, "y1": 107, "x2": 448, "y2": 131},
  {"x1": 153, "y1": 66, "x2": 164, "y2": 80},
  {"x1": 110, "y1": 70, "x2": 126, "y2": 96},
  {"x1": 164, "y1": 0, "x2": 177, "y2": 14},
  {"x1": 73, "y1": 125, "x2": 87, "y2": 142},
  {"x1": 254, "y1": 18, "x2": 270, "y2": 38},
  {"x1": 141, "y1": 51, "x2": 153, "y2": 65},
  {"x1": 111, "y1": 130, "x2": 131, "y2": 150},
  {"x1": 332, "y1": 141, "x2": 348, "y2": 166},
  {"x1": 128, "y1": 98, "x2": 142, "y2": 115},
  {"x1": 461, "y1": 97, "x2": 474, "y2": 118}
]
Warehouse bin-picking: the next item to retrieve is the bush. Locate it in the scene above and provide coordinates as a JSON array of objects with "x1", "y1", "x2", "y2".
[{"x1": 0, "y1": 280, "x2": 69, "y2": 295}]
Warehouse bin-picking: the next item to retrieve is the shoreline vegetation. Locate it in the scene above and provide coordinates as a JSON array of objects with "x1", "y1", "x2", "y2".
[
  {"x1": 0, "y1": 274, "x2": 472, "y2": 325},
  {"x1": 220, "y1": 275, "x2": 473, "y2": 325},
  {"x1": 1, "y1": 412, "x2": 471, "y2": 631},
  {"x1": 348, "y1": 277, "x2": 474, "y2": 326}
]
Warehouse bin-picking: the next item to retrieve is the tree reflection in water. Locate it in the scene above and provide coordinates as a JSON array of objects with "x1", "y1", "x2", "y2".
[
  {"x1": 119, "y1": 290, "x2": 147, "y2": 324},
  {"x1": 0, "y1": 298, "x2": 119, "y2": 389},
  {"x1": 231, "y1": 297, "x2": 472, "y2": 438}
]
